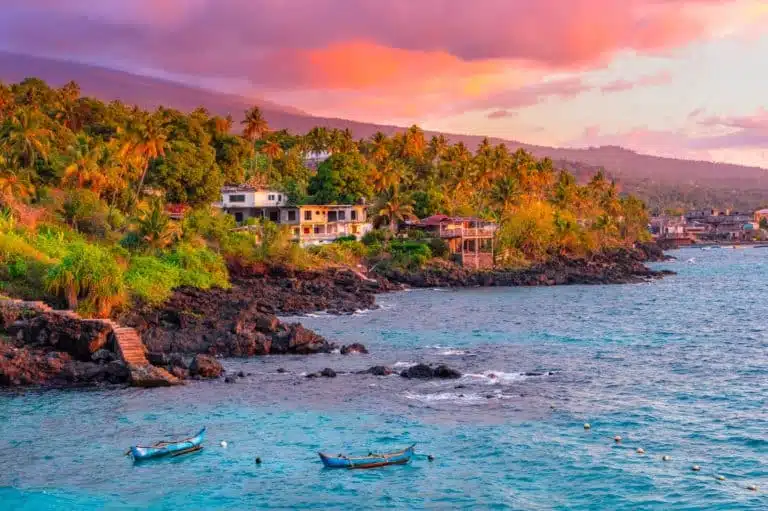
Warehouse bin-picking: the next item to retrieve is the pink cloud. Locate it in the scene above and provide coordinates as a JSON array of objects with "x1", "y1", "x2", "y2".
[
  {"x1": 487, "y1": 110, "x2": 517, "y2": 120},
  {"x1": 600, "y1": 70, "x2": 673, "y2": 93}
]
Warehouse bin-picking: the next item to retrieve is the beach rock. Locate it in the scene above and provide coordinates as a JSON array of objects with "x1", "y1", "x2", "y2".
[
  {"x1": 224, "y1": 375, "x2": 237, "y2": 383},
  {"x1": 400, "y1": 364, "x2": 436, "y2": 379},
  {"x1": 400, "y1": 364, "x2": 462, "y2": 379},
  {"x1": 237, "y1": 370, "x2": 246, "y2": 378},
  {"x1": 306, "y1": 367, "x2": 337, "y2": 378},
  {"x1": 129, "y1": 364, "x2": 183, "y2": 387},
  {"x1": 189, "y1": 354, "x2": 223, "y2": 378},
  {"x1": 340, "y1": 343, "x2": 369, "y2": 355},
  {"x1": 358, "y1": 365, "x2": 393, "y2": 376},
  {"x1": 433, "y1": 365, "x2": 462, "y2": 379},
  {"x1": 276, "y1": 367, "x2": 287, "y2": 373},
  {"x1": 170, "y1": 366, "x2": 188, "y2": 379}
]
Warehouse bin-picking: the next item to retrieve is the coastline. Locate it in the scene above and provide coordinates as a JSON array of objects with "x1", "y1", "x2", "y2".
[{"x1": 0, "y1": 244, "x2": 672, "y2": 389}]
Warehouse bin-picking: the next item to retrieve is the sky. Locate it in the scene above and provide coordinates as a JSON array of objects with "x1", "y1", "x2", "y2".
[{"x1": 1, "y1": 0, "x2": 767, "y2": 167}]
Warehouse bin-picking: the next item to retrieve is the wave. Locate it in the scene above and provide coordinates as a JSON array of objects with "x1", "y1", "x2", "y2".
[
  {"x1": 393, "y1": 361, "x2": 416, "y2": 368},
  {"x1": 403, "y1": 391, "x2": 487, "y2": 404},
  {"x1": 460, "y1": 371, "x2": 547, "y2": 385},
  {"x1": 426, "y1": 345, "x2": 469, "y2": 356}
]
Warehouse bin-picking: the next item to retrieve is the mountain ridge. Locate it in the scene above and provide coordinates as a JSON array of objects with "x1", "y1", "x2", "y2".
[{"x1": 2, "y1": 51, "x2": 767, "y2": 209}]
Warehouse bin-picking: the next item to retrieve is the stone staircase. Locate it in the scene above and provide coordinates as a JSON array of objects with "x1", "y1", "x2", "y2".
[{"x1": 1, "y1": 298, "x2": 180, "y2": 387}]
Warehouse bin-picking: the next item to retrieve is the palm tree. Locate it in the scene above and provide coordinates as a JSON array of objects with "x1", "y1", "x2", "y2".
[
  {"x1": 262, "y1": 140, "x2": 283, "y2": 160},
  {"x1": 368, "y1": 131, "x2": 390, "y2": 164},
  {"x1": 123, "y1": 115, "x2": 168, "y2": 206},
  {"x1": 402, "y1": 125, "x2": 426, "y2": 159},
  {"x1": 305, "y1": 126, "x2": 329, "y2": 152},
  {"x1": 136, "y1": 199, "x2": 181, "y2": 250},
  {"x1": 212, "y1": 115, "x2": 233, "y2": 135},
  {"x1": 427, "y1": 134, "x2": 449, "y2": 163},
  {"x1": 373, "y1": 189, "x2": 417, "y2": 232},
  {"x1": 370, "y1": 160, "x2": 405, "y2": 194},
  {"x1": 63, "y1": 135, "x2": 107, "y2": 193},
  {"x1": 241, "y1": 106, "x2": 269, "y2": 141},
  {"x1": 0, "y1": 108, "x2": 53, "y2": 168}
]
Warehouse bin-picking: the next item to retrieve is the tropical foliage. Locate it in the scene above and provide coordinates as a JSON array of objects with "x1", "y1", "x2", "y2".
[{"x1": 0, "y1": 77, "x2": 652, "y2": 314}]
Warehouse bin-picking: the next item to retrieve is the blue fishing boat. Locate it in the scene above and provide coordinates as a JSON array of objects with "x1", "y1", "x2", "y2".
[
  {"x1": 129, "y1": 428, "x2": 206, "y2": 461},
  {"x1": 319, "y1": 444, "x2": 415, "y2": 469}
]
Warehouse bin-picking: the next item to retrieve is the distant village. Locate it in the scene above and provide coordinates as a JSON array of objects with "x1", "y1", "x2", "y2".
[{"x1": 650, "y1": 208, "x2": 768, "y2": 246}]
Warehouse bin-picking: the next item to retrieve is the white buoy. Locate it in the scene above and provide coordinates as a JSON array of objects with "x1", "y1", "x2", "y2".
[
  {"x1": 662, "y1": 455, "x2": 671, "y2": 461},
  {"x1": 614, "y1": 436, "x2": 622, "y2": 443},
  {"x1": 715, "y1": 475, "x2": 725, "y2": 481},
  {"x1": 746, "y1": 484, "x2": 758, "y2": 491},
  {"x1": 583, "y1": 423, "x2": 591, "y2": 430},
  {"x1": 636, "y1": 448, "x2": 645, "y2": 455},
  {"x1": 220, "y1": 441, "x2": 228, "y2": 448},
  {"x1": 692, "y1": 465, "x2": 701, "y2": 472}
]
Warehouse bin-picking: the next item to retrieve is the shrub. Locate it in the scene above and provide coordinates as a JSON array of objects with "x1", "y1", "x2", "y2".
[
  {"x1": 125, "y1": 256, "x2": 181, "y2": 305},
  {"x1": 45, "y1": 241, "x2": 126, "y2": 317},
  {"x1": 389, "y1": 240, "x2": 432, "y2": 270},
  {"x1": 427, "y1": 237, "x2": 450, "y2": 259}
]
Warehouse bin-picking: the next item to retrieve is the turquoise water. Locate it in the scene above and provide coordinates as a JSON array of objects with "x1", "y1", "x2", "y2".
[{"x1": 1, "y1": 248, "x2": 766, "y2": 510}]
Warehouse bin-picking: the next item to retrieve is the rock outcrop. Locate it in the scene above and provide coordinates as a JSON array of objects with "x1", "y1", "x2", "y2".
[{"x1": 120, "y1": 286, "x2": 342, "y2": 358}]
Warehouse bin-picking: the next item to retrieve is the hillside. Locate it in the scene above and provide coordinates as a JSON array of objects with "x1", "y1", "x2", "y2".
[{"x1": 2, "y1": 51, "x2": 768, "y2": 211}]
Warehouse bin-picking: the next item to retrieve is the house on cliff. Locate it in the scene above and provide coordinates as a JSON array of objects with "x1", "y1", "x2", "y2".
[
  {"x1": 405, "y1": 215, "x2": 497, "y2": 269},
  {"x1": 215, "y1": 186, "x2": 372, "y2": 246}
]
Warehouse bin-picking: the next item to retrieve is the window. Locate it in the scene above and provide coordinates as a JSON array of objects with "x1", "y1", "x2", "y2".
[
  {"x1": 234, "y1": 212, "x2": 243, "y2": 223},
  {"x1": 328, "y1": 211, "x2": 338, "y2": 222},
  {"x1": 287, "y1": 210, "x2": 297, "y2": 222},
  {"x1": 268, "y1": 194, "x2": 275, "y2": 201},
  {"x1": 314, "y1": 225, "x2": 322, "y2": 234},
  {"x1": 338, "y1": 211, "x2": 346, "y2": 221},
  {"x1": 229, "y1": 194, "x2": 246, "y2": 203},
  {"x1": 269, "y1": 211, "x2": 279, "y2": 222},
  {"x1": 304, "y1": 211, "x2": 312, "y2": 221},
  {"x1": 303, "y1": 227, "x2": 310, "y2": 234},
  {"x1": 278, "y1": 194, "x2": 282, "y2": 202},
  {"x1": 351, "y1": 210, "x2": 358, "y2": 221}
]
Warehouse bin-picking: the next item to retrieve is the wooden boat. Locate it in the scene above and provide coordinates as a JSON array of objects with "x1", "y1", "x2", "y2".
[
  {"x1": 318, "y1": 444, "x2": 415, "y2": 469},
  {"x1": 129, "y1": 428, "x2": 206, "y2": 461}
]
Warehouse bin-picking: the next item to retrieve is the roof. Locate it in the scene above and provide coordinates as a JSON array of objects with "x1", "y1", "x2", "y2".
[
  {"x1": 755, "y1": 209, "x2": 768, "y2": 214},
  {"x1": 221, "y1": 186, "x2": 281, "y2": 193},
  {"x1": 416, "y1": 214, "x2": 495, "y2": 226}
]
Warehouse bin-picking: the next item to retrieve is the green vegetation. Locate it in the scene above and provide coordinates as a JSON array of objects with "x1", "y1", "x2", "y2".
[{"x1": 0, "y1": 77, "x2": 652, "y2": 314}]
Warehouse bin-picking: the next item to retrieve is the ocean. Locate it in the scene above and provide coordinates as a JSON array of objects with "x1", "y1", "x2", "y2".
[{"x1": 1, "y1": 247, "x2": 766, "y2": 510}]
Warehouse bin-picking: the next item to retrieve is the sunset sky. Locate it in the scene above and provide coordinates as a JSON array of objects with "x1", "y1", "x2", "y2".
[{"x1": 2, "y1": 0, "x2": 767, "y2": 166}]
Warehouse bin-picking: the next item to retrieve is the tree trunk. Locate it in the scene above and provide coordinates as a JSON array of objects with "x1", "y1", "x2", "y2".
[{"x1": 133, "y1": 161, "x2": 149, "y2": 210}]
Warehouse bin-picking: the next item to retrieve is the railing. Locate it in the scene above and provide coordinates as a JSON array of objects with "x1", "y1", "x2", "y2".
[{"x1": 439, "y1": 226, "x2": 497, "y2": 238}]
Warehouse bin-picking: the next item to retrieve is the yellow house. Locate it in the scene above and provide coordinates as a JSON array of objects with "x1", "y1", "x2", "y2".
[{"x1": 284, "y1": 205, "x2": 372, "y2": 245}]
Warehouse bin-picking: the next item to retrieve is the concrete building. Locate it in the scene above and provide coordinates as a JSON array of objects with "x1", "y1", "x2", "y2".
[{"x1": 218, "y1": 186, "x2": 288, "y2": 223}]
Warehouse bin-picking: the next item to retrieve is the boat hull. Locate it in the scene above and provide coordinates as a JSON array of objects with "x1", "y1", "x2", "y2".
[
  {"x1": 130, "y1": 428, "x2": 206, "y2": 461},
  {"x1": 319, "y1": 444, "x2": 415, "y2": 469}
]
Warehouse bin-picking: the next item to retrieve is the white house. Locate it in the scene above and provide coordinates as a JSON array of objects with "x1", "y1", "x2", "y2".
[{"x1": 218, "y1": 186, "x2": 288, "y2": 223}]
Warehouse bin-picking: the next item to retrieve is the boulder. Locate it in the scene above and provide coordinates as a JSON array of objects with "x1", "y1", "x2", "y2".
[
  {"x1": 224, "y1": 375, "x2": 237, "y2": 384},
  {"x1": 400, "y1": 364, "x2": 462, "y2": 379},
  {"x1": 433, "y1": 365, "x2": 462, "y2": 379},
  {"x1": 400, "y1": 364, "x2": 435, "y2": 379},
  {"x1": 129, "y1": 364, "x2": 183, "y2": 387},
  {"x1": 341, "y1": 343, "x2": 369, "y2": 355},
  {"x1": 189, "y1": 354, "x2": 223, "y2": 378},
  {"x1": 6, "y1": 313, "x2": 111, "y2": 361},
  {"x1": 358, "y1": 365, "x2": 393, "y2": 376}
]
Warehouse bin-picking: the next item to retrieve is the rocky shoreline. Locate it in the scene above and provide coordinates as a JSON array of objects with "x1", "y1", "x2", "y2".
[
  {"x1": 377, "y1": 244, "x2": 674, "y2": 288},
  {"x1": 1, "y1": 243, "x2": 672, "y2": 389}
]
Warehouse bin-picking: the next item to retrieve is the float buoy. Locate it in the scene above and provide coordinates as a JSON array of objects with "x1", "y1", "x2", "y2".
[
  {"x1": 583, "y1": 423, "x2": 591, "y2": 430},
  {"x1": 427, "y1": 455, "x2": 435, "y2": 462},
  {"x1": 614, "y1": 436, "x2": 622, "y2": 443},
  {"x1": 715, "y1": 475, "x2": 725, "y2": 481},
  {"x1": 662, "y1": 455, "x2": 671, "y2": 461},
  {"x1": 255, "y1": 457, "x2": 262, "y2": 464},
  {"x1": 746, "y1": 484, "x2": 758, "y2": 491},
  {"x1": 636, "y1": 448, "x2": 645, "y2": 455},
  {"x1": 692, "y1": 465, "x2": 701, "y2": 472},
  {"x1": 220, "y1": 441, "x2": 228, "y2": 448}
]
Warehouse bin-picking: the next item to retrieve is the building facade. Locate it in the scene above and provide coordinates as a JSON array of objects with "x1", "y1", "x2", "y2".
[
  {"x1": 406, "y1": 214, "x2": 497, "y2": 269},
  {"x1": 216, "y1": 187, "x2": 372, "y2": 245}
]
